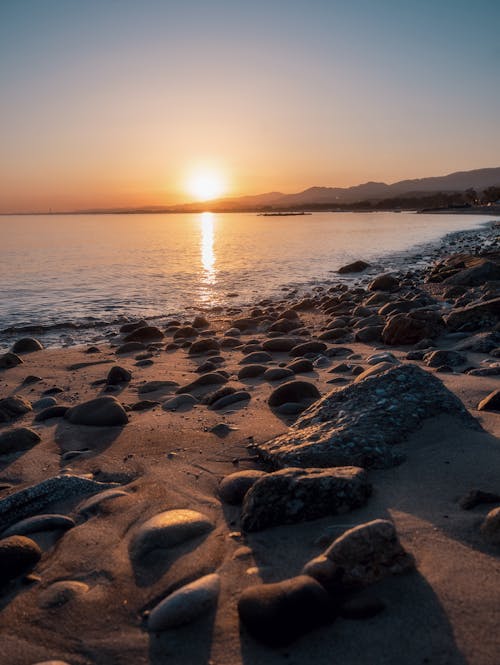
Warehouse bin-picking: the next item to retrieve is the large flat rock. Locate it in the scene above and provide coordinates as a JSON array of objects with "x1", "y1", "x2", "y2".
[{"x1": 256, "y1": 364, "x2": 478, "y2": 469}]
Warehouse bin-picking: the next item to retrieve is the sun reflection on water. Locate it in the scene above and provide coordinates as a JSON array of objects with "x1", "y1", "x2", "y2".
[{"x1": 199, "y1": 212, "x2": 216, "y2": 303}]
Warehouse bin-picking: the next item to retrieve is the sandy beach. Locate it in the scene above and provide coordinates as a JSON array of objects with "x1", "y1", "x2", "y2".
[{"x1": 0, "y1": 224, "x2": 499, "y2": 665}]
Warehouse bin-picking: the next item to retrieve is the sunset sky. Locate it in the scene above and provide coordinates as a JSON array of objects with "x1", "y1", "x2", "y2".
[{"x1": 1, "y1": 0, "x2": 499, "y2": 212}]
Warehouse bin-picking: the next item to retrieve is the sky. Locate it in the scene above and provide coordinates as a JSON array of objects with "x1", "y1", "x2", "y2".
[{"x1": 1, "y1": 0, "x2": 499, "y2": 212}]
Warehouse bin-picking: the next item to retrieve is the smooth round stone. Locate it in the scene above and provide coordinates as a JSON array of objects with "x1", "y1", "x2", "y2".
[
  {"x1": 2, "y1": 514, "x2": 75, "y2": 538},
  {"x1": 106, "y1": 365, "x2": 132, "y2": 385},
  {"x1": 0, "y1": 535, "x2": 42, "y2": 585},
  {"x1": 12, "y1": 337, "x2": 43, "y2": 353},
  {"x1": 38, "y1": 580, "x2": 89, "y2": 608},
  {"x1": 130, "y1": 509, "x2": 214, "y2": 560},
  {"x1": 0, "y1": 427, "x2": 41, "y2": 455},
  {"x1": 148, "y1": 573, "x2": 220, "y2": 631},
  {"x1": 33, "y1": 397, "x2": 58, "y2": 410},
  {"x1": 0, "y1": 352, "x2": 23, "y2": 369},
  {"x1": 162, "y1": 394, "x2": 198, "y2": 411},
  {"x1": 238, "y1": 364, "x2": 267, "y2": 379},
  {"x1": 268, "y1": 380, "x2": 320, "y2": 408},
  {"x1": 219, "y1": 470, "x2": 267, "y2": 504},
  {"x1": 65, "y1": 396, "x2": 128, "y2": 427},
  {"x1": 34, "y1": 406, "x2": 69, "y2": 422},
  {"x1": 263, "y1": 367, "x2": 294, "y2": 382},
  {"x1": 77, "y1": 489, "x2": 129, "y2": 516},
  {"x1": 239, "y1": 351, "x2": 273, "y2": 365},
  {"x1": 210, "y1": 391, "x2": 251, "y2": 410}
]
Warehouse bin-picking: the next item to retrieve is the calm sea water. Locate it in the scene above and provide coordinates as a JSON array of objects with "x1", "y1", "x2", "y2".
[{"x1": 0, "y1": 211, "x2": 495, "y2": 345}]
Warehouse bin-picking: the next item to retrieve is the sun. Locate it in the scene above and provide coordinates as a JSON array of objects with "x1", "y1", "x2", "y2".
[{"x1": 186, "y1": 168, "x2": 226, "y2": 201}]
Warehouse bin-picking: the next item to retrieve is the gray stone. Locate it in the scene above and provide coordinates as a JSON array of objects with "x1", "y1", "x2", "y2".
[
  {"x1": 34, "y1": 406, "x2": 69, "y2": 421},
  {"x1": 338, "y1": 260, "x2": 370, "y2": 274},
  {"x1": 210, "y1": 391, "x2": 251, "y2": 410},
  {"x1": 65, "y1": 396, "x2": 128, "y2": 426},
  {"x1": 262, "y1": 367, "x2": 294, "y2": 382},
  {"x1": 238, "y1": 364, "x2": 267, "y2": 379},
  {"x1": 239, "y1": 351, "x2": 273, "y2": 365},
  {"x1": 241, "y1": 466, "x2": 370, "y2": 532},
  {"x1": 176, "y1": 372, "x2": 227, "y2": 394},
  {"x1": 257, "y1": 364, "x2": 478, "y2": 469},
  {"x1": 33, "y1": 396, "x2": 58, "y2": 410},
  {"x1": 424, "y1": 350, "x2": 467, "y2": 368}
]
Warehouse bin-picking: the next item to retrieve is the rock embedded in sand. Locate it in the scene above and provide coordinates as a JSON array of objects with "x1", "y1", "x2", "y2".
[
  {"x1": 65, "y1": 396, "x2": 128, "y2": 426},
  {"x1": 218, "y1": 470, "x2": 267, "y2": 504},
  {"x1": 77, "y1": 488, "x2": 129, "y2": 516},
  {"x1": 0, "y1": 352, "x2": 23, "y2": 369},
  {"x1": 116, "y1": 341, "x2": 146, "y2": 354},
  {"x1": 162, "y1": 394, "x2": 198, "y2": 411},
  {"x1": 239, "y1": 351, "x2": 273, "y2": 365},
  {"x1": 477, "y1": 389, "x2": 500, "y2": 412},
  {"x1": 354, "y1": 325, "x2": 383, "y2": 343},
  {"x1": 241, "y1": 466, "x2": 370, "y2": 532},
  {"x1": 147, "y1": 573, "x2": 220, "y2": 631},
  {"x1": 188, "y1": 338, "x2": 220, "y2": 355},
  {"x1": 106, "y1": 365, "x2": 132, "y2": 385},
  {"x1": 262, "y1": 367, "x2": 294, "y2": 382},
  {"x1": 337, "y1": 260, "x2": 370, "y2": 274},
  {"x1": 38, "y1": 580, "x2": 89, "y2": 608},
  {"x1": 11, "y1": 337, "x2": 43, "y2": 353},
  {"x1": 192, "y1": 315, "x2": 209, "y2": 329},
  {"x1": 2, "y1": 514, "x2": 75, "y2": 538},
  {"x1": 289, "y1": 341, "x2": 327, "y2": 357},
  {"x1": 445, "y1": 297, "x2": 500, "y2": 332},
  {"x1": 123, "y1": 325, "x2": 164, "y2": 342},
  {"x1": 262, "y1": 337, "x2": 301, "y2": 352},
  {"x1": 258, "y1": 364, "x2": 478, "y2": 469},
  {"x1": 480, "y1": 507, "x2": 500, "y2": 545},
  {"x1": 0, "y1": 395, "x2": 32, "y2": 422},
  {"x1": 0, "y1": 427, "x2": 41, "y2": 454},
  {"x1": 0, "y1": 535, "x2": 42, "y2": 585},
  {"x1": 210, "y1": 390, "x2": 251, "y2": 410},
  {"x1": 424, "y1": 349, "x2": 466, "y2": 368},
  {"x1": 34, "y1": 405, "x2": 69, "y2": 422},
  {"x1": 173, "y1": 325, "x2": 198, "y2": 340},
  {"x1": 287, "y1": 358, "x2": 314, "y2": 374},
  {"x1": 237, "y1": 364, "x2": 267, "y2": 379},
  {"x1": 368, "y1": 274, "x2": 399, "y2": 292},
  {"x1": 237, "y1": 575, "x2": 332, "y2": 646},
  {"x1": 382, "y1": 310, "x2": 444, "y2": 345},
  {"x1": 138, "y1": 380, "x2": 178, "y2": 394},
  {"x1": 268, "y1": 380, "x2": 320, "y2": 409},
  {"x1": 177, "y1": 372, "x2": 227, "y2": 394},
  {"x1": 130, "y1": 509, "x2": 214, "y2": 560}
]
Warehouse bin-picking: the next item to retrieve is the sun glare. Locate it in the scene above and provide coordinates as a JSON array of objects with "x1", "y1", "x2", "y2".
[{"x1": 187, "y1": 168, "x2": 226, "y2": 201}]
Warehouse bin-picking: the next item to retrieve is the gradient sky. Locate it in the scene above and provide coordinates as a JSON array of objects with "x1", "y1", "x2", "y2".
[{"x1": 1, "y1": 0, "x2": 499, "y2": 212}]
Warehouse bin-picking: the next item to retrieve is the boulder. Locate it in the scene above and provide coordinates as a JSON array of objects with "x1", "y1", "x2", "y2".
[
  {"x1": 355, "y1": 325, "x2": 383, "y2": 343},
  {"x1": 241, "y1": 467, "x2": 370, "y2": 532},
  {"x1": 0, "y1": 535, "x2": 42, "y2": 585},
  {"x1": 443, "y1": 259, "x2": 500, "y2": 287},
  {"x1": 268, "y1": 380, "x2": 320, "y2": 409},
  {"x1": 2, "y1": 514, "x2": 75, "y2": 538},
  {"x1": 11, "y1": 337, "x2": 43, "y2": 353},
  {"x1": 116, "y1": 341, "x2": 146, "y2": 354},
  {"x1": 256, "y1": 364, "x2": 478, "y2": 469},
  {"x1": 368, "y1": 274, "x2": 399, "y2": 292},
  {"x1": 262, "y1": 337, "x2": 301, "y2": 352},
  {"x1": 34, "y1": 405, "x2": 69, "y2": 421},
  {"x1": 337, "y1": 260, "x2": 370, "y2": 274},
  {"x1": 138, "y1": 380, "x2": 178, "y2": 394},
  {"x1": 239, "y1": 351, "x2": 273, "y2": 365},
  {"x1": 444, "y1": 297, "x2": 500, "y2": 332},
  {"x1": 148, "y1": 574, "x2": 220, "y2": 631},
  {"x1": 382, "y1": 310, "x2": 444, "y2": 345},
  {"x1": 0, "y1": 395, "x2": 32, "y2": 422},
  {"x1": 289, "y1": 341, "x2": 327, "y2": 357},
  {"x1": 262, "y1": 367, "x2": 294, "y2": 382},
  {"x1": 238, "y1": 575, "x2": 332, "y2": 646},
  {"x1": 176, "y1": 372, "x2": 227, "y2": 394},
  {"x1": 424, "y1": 350, "x2": 467, "y2": 368},
  {"x1": 0, "y1": 352, "x2": 23, "y2": 369},
  {"x1": 218, "y1": 470, "x2": 266, "y2": 504},
  {"x1": 65, "y1": 396, "x2": 128, "y2": 426},
  {"x1": 162, "y1": 394, "x2": 198, "y2": 411},
  {"x1": 0, "y1": 427, "x2": 41, "y2": 454},
  {"x1": 287, "y1": 359, "x2": 314, "y2": 374}
]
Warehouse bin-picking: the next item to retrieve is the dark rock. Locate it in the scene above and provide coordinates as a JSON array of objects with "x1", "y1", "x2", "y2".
[
  {"x1": 116, "y1": 341, "x2": 146, "y2": 354},
  {"x1": 163, "y1": 394, "x2": 198, "y2": 411},
  {"x1": 220, "y1": 337, "x2": 241, "y2": 349},
  {"x1": 218, "y1": 470, "x2": 267, "y2": 504},
  {"x1": 459, "y1": 489, "x2": 500, "y2": 510},
  {"x1": 34, "y1": 405, "x2": 69, "y2": 422},
  {"x1": 238, "y1": 364, "x2": 267, "y2": 379},
  {"x1": 12, "y1": 337, "x2": 43, "y2": 353},
  {"x1": 2, "y1": 514, "x2": 75, "y2": 538},
  {"x1": 120, "y1": 320, "x2": 147, "y2": 333},
  {"x1": 289, "y1": 341, "x2": 327, "y2": 357},
  {"x1": 176, "y1": 372, "x2": 227, "y2": 394},
  {"x1": 130, "y1": 400, "x2": 160, "y2": 411},
  {"x1": 338, "y1": 260, "x2": 370, "y2": 274},
  {"x1": 238, "y1": 575, "x2": 333, "y2": 646},
  {"x1": 382, "y1": 310, "x2": 444, "y2": 345},
  {"x1": 0, "y1": 352, "x2": 23, "y2": 369},
  {"x1": 318, "y1": 328, "x2": 349, "y2": 342},
  {"x1": 0, "y1": 395, "x2": 32, "y2": 422},
  {"x1": 210, "y1": 390, "x2": 251, "y2": 410},
  {"x1": 124, "y1": 326, "x2": 164, "y2": 342},
  {"x1": 0, "y1": 427, "x2": 41, "y2": 454},
  {"x1": 355, "y1": 325, "x2": 383, "y2": 343},
  {"x1": 478, "y1": 389, "x2": 500, "y2": 412},
  {"x1": 241, "y1": 466, "x2": 370, "y2": 532},
  {"x1": 445, "y1": 297, "x2": 500, "y2": 332},
  {"x1": 192, "y1": 315, "x2": 209, "y2": 329},
  {"x1": 239, "y1": 351, "x2": 273, "y2": 364},
  {"x1": 424, "y1": 350, "x2": 467, "y2": 367},
  {"x1": 257, "y1": 364, "x2": 478, "y2": 469},
  {"x1": 22, "y1": 375, "x2": 42, "y2": 385},
  {"x1": 263, "y1": 367, "x2": 294, "y2": 382},
  {"x1": 368, "y1": 274, "x2": 399, "y2": 292},
  {"x1": 106, "y1": 365, "x2": 132, "y2": 385},
  {"x1": 138, "y1": 380, "x2": 178, "y2": 394},
  {"x1": 268, "y1": 380, "x2": 320, "y2": 408},
  {"x1": 189, "y1": 338, "x2": 220, "y2": 355},
  {"x1": 444, "y1": 259, "x2": 500, "y2": 287},
  {"x1": 287, "y1": 359, "x2": 314, "y2": 374},
  {"x1": 262, "y1": 337, "x2": 301, "y2": 352},
  {"x1": 0, "y1": 536, "x2": 42, "y2": 586},
  {"x1": 65, "y1": 396, "x2": 128, "y2": 426}
]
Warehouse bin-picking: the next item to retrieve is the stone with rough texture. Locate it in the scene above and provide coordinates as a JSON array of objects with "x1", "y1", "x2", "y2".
[
  {"x1": 480, "y1": 507, "x2": 500, "y2": 545},
  {"x1": 0, "y1": 427, "x2": 41, "y2": 455},
  {"x1": 130, "y1": 509, "x2": 214, "y2": 560},
  {"x1": 257, "y1": 364, "x2": 478, "y2": 469},
  {"x1": 445, "y1": 297, "x2": 500, "y2": 332},
  {"x1": 0, "y1": 535, "x2": 42, "y2": 585},
  {"x1": 65, "y1": 396, "x2": 128, "y2": 426},
  {"x1": 382, "y1": 310, "x2": 444, "y2": 345},
  {"x1": 241, "y1": 466, "x2": 370, "y2": 532},
  {"x1": 218, "y1": 470, "x2": 266, "y2": 504},
  {"x1": 424, "y1": 349, "x2": 467, "y2": 368},
  {"x1": 148, "y1": 573, "x2": 220, "y2": 631},
  {"x1": 262, "y1": 337, "x2": 301, "y2": 352},
  {"x1": 238, "y1": 575, "x2": 332, "y2": 646},
  {"x1": 323, "y1": 519, "x2": 414, "y2": 587}
]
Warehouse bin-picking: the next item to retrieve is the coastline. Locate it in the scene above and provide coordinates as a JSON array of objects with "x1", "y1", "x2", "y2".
[{"x1": 0, "y1": 221, "x2": 499, "y2": 663}]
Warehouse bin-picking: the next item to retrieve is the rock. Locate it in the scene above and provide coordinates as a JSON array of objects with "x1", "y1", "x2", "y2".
[
  {"x1": 0, "y1": 427, "x2": 41, "y2": 455},
  {"x1": 459, "y1": 489, "x2": 500, "y2": 510},
  {"x1": 368, "y1": 274, "x2": 399, "y2": 292},
  {"x1": 0, "y1": 352, "x2": 23, "y2": 369},
  {"x1": 241, "y1": 467, "x2": 370, "y2": 532},
  {"x1": 138, "y1": 380, "x2": 178, "y2": 394},
  {"x1": 220, "y1": 337, "x2": 240, "y2": 349},
  {"x1": 192, "y1": 315, "x2": 209, "y2": 329},
  {"x1": 65, "y1": 396, "x2": 128, "y2": 426},
  {"x1": 353, "y1": 362, "x2": 396, "y2": 383},
  {"x1": 445, "y1": 297, "x2": 500, "y2": 332},
  {"x1": 268, "y1": 381, "x2": 320, "y2": 409},
  {"x1": 116, "y1": 341, "x2": 146, "y2": 354},
  {"x1": 323, "y1": 519, "x2": 414, "y2": 587},
  {"x1": 366, "y1": 352, "x2": 398, "y2": 365},
  {"x1": 0, "y1": 535, "x2": 42, "y2": 585},
  {"x1": 218, "y1": 470, "x2": 267, "y2": 504},
  {"x1": 209, "y1": 423, "x2": 238, "y2": 437},
  {"x1": 257, "y1": 364, "x2": 478, "y2": 469},
  {"x1": 188, "y1": 338, "x2": 220, "y2": 355},
  {"x1": 287, "y1": 359, "x2": 314, "y2": 374},
  {"x1": 177, "y1": 372, "x2": 227, "y2": 394},
  {"x1": 0, "y1": 395, "x2": 32, "y2": 422},
  {"x1": 238, "y1": 575, "x2": 332, "y2": 646},
  {"x1": 382, "y1": 310, "x2": 444, "y2": 345},
  {"x1": 275, "y1": 402, "x2": 309, "y2": 415},
  {"x1": 262, "y1": 367, "x2": 294, "y2": 382},
  {"x1": 32, "y1": 661, "x2": 70, "y2": 665},
  {"x1": 269, "y1": 318, "x2": 302, "y2": 334},
  {"x1": 123, "y1": 325, "x2": 164, "y2": 342},
  {"x1": 424, "y1": 350, "x2": 466, "y2": 368},
  {"x1": 148, "y1": 573, "x2": 220, "y2": 631},
  {"x1": 319, "y1": 328, "x2": 350, "y2": 341},
  {"x1": 34, "y1": 405, "x2": 69, "y2": 421},
  {"x1": 239, "y1": 351, "x2": 273, "y2": 365},
  {"x1": 120, "y1": 319, "x2": 147, "y2": 333},
  {"x1": 22, "y1": 374, "x2": 42, "y2": 385},
  {"x1": 478, "y1": 389, "x2": 500, "y2": 412},
  {"x1": 237, "y1": 364, "x2": 267, "y2": 379},
  {"x1": 163, "y1": 394, "x2": 199, "y2": 411},
  {"x1": 2, "y1": 514, "x2": 75, "y2": 538},
  {"x1": 338, "y1": 260, "x2": 370, "y2": 274},
  {"x1": 443, "y1": 259, "x2": 500, "y2": 286},
  {"x1": 0, "y1": 475, "x2": 119, "y2": 529},
  {"x1": 262, "y1": 337, "x2": 301, "y2": 352},
  {"x1": 106, "y1": 365, "x2": 132, "y2": 385},
  {"x1": 12, "y1": 337, "x2": 44, "y2": 353},
  {"x1": 77, "y1": 488, "x2": 129, "y2": 516},
  {"x1": 210, "y1": 391, "x2": 251, "y2": 410},
  {"x1": 480, "y1": 507, "x2": 500, "y2": 545},
  {"x1": 129, "y1": 399, "x2": 160, "y2": 411},
  {"x1": 33, "y1": 396, "x2": 58, "y2": 410},
  {"x1": 130, "y1": 509, "x2": 214, "y2": 560},
  {"x1": 173, "y1": 326, "x2": 198, "y2": 339},
  {"x1": 355, "y1": 325, "x2": 383, "y2": 343},
  {"x1": 38, "y1": 580, "x2": 89, "y2": 608},
  {"x1": 289, "y1": 341, "x2": 327, "y2": 357}
]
